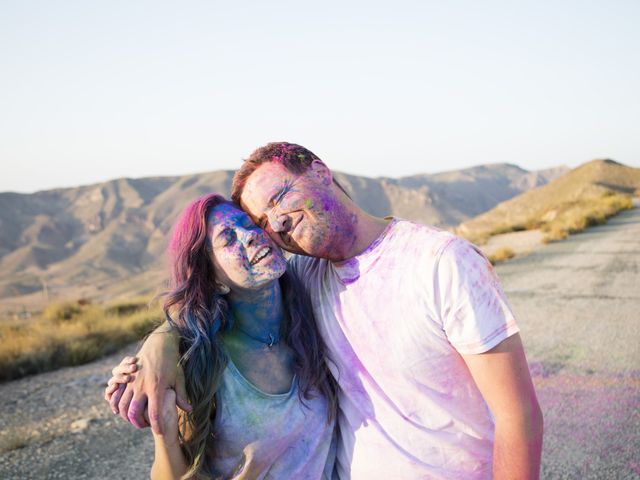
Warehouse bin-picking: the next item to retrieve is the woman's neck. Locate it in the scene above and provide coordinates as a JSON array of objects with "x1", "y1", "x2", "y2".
[{"x1": 226, "y1": 280, "x2": 285, "y2": 337}]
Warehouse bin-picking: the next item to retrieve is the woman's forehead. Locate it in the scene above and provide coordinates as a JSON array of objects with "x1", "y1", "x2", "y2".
[{"x1": 207, "y1": 203, "x2": 248, "y2": 227}]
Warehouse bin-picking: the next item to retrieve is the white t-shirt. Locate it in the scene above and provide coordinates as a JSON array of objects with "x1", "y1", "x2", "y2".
[{"x1": 290, "y1": 219, "x2": 519, "y2": 479}]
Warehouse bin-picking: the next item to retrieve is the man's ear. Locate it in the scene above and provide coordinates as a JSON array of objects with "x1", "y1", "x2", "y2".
[{"x1": 309, "y1": 159, "x2": 333, "y2": 186}]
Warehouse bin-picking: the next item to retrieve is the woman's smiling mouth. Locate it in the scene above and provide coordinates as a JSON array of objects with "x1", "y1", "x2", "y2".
[{"x1": 250, "y1": 246, "x2": 271, "y2": 265}]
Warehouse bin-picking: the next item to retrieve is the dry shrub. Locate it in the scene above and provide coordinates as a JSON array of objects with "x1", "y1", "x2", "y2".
[
  {"x1": 42, "y1": 300, "x2": 83, "y2": 323},
  {"x1": 461, "y1": 231, "x2": 489, "y2": 245},
  {"x1": 542, "y1": 193, "x2": 633, "y2": 243},
  {"x1": 487, "y1": 247, "x2": 516, "y2": 264},
  {"x1": 0, "y1": 298, "x2": 163, "y2": 382},
  {"x1": 489, "y1": 224, "x2": 526, "y2": 236},
  {"x1": 542, "y1": 225, "x2": 569, "y2": 243},
  {"x1": 104, "y1": 297, "x2": 149, "y2": 317}
]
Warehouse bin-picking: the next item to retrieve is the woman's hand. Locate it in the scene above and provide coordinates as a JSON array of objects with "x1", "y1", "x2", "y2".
[
  {"x1": 102, "y1": 325, "x2": 190, "y2": 434},
  {"x1": 104, "y1": 356, "x2": 139, "y2": 415},
  {"x1": 105, "y1": 356, "x2": 183, "y2": 440},
  {"x1": 127, "y1": 328, "x2": 190, "y2": 433}
]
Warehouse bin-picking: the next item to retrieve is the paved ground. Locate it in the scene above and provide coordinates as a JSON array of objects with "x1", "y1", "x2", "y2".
[
  {"x1": 496, "y1": 204, "x2": 640, "y2": 479},
  {"x1": 1, "y1": 206, "x2": 638, "y2": 479}
]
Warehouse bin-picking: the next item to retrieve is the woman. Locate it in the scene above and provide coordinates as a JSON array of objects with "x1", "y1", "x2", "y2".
[{"x1": 104, "y1": 194, "x2": 336, "y2": 479}]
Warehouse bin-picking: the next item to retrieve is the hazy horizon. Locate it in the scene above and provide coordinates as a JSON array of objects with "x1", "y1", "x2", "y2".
[
  {"x1": 1, "y1": 157, "x2": 578, "y2": 195},
  {"x1": 2, "y1": 1, "x2": 639, "y2": 193}
]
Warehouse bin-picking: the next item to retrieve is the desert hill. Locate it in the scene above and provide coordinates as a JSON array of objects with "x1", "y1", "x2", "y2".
[
  {"x1": 0, "y1": 163, "x2": 566, "y2": 313},
  {"x1": 457, "y1": 159, "x2": 640, "y2": 243}
]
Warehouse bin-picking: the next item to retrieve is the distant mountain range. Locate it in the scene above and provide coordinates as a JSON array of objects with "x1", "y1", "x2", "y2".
[{"x1": 0, "y1": 162, "x2": 573, "y2": 313}]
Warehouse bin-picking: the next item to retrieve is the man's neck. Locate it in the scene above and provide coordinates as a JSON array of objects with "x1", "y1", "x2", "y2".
[{"x1": 341, "y1": 208, "x2": 390, "y2": 260}]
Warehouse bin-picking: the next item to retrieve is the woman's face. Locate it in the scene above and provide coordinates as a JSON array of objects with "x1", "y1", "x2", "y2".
[{"x1": 207, "y1": 203, "x2": 287, "y2": 291}]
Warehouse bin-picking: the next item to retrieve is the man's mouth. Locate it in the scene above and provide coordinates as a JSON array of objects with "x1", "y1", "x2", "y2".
[
  {"x1": 282, "y1": 215, "x2": 302, "y2": 244},
  {"x1": 250, "y1": 246, "x2": 271, "y2": 265}
]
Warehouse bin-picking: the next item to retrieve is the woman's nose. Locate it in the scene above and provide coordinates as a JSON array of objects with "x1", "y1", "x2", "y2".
[{"x1": 239, "y1": 227, "x2": 259, "y2": 246}]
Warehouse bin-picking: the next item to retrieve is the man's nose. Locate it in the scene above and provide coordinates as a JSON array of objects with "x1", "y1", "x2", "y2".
[{"x1": 267, "y1": 210, "x2": 289, "y2": 233}]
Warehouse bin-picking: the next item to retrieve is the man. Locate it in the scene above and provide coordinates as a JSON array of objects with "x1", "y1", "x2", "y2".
[{"x1": 112, "y1": 142, "x2": 543, "y2": 479}]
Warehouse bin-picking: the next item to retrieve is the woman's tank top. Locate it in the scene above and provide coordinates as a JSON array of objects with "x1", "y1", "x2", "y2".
[{"x1": 209, "y1": 357, "x2": 336, "y2": 479}]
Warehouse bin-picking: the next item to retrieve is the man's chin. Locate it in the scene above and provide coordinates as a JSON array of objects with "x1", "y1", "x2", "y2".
[{"x1": 279, "y1": 239, "x2": 307, "y2": 257}]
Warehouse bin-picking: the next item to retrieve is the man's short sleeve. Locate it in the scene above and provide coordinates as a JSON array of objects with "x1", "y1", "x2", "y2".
[{"x1": 435, "y1": 237, "x2": 519, "y2": 355}]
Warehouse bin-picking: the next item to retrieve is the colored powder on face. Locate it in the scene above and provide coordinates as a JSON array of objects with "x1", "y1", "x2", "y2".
[{"x1": 305, "y1": 199, "x2": 314, "y2": 209}]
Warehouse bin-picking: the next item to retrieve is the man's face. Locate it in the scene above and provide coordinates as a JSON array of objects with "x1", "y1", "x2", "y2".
[{"x1": 239, "y1": 161, "x2": 343, "y2": 257}]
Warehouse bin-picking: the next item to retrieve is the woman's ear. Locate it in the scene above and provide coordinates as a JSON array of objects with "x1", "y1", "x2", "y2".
[{"x1": 309, "y1": 159, "x2": 333, "y2": 186}]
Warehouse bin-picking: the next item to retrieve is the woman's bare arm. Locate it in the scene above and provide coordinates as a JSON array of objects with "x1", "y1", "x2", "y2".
[{"x1": 150, "y1": 389, "x2": 189, "y2": 480}]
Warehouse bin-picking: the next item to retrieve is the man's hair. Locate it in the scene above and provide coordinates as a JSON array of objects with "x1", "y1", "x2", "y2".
[{"x1": 231, "y1": 142, "x2": 350, "y2": 204}]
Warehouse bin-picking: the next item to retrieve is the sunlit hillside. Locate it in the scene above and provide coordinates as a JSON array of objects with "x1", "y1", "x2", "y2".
[{"x1": 457, "y1": 159, "x2": 639, "y2": 244}]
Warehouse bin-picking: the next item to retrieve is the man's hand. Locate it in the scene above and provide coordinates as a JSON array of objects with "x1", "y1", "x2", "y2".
[
  {"x1": 105, "y1": 356, "x2": 138, "y2": 414},
  {"x1": 107, "y1": 326, "x2": 190, "y2": 435},
  {"x1": 462, "y1": 333, "x2": 543, "y2": 480}
]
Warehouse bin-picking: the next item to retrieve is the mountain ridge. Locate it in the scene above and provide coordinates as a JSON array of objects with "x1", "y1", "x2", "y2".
[{"x1": 0, "y1": 162, "x2": 570, "y2": 313}]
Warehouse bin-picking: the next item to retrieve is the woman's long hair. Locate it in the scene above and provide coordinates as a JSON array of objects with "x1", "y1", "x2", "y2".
[{"x1": 162, "y1": 193, "x2": 336, "y2": 480}]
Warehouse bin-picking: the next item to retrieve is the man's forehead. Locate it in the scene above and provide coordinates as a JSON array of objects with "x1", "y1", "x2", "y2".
[
  {"x1": 240, "y1": 163, "x2": 293, "y2": 209},
  {"x1": 249, "y1": 162, "x2": 292, "y2": 188}
]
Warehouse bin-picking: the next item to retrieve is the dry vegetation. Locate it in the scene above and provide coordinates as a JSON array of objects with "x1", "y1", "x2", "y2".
[
  {"x1": 474, "y1": 192, "x2": 634, "y2": 244},
  {"x1": 457, "y1": 160, "x2": 639, "y2": 246},
  {"x1": 487, "y1": 247, "x2": 516, "y2": 264},
  {"x1": 540, "y1": 193, "x2": 634, "y2": 242},
  {"x1": 0, "y1": 297, "x2": 163, "y2": 382}
]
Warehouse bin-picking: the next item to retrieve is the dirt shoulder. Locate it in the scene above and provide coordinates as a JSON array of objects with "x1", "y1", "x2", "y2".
[{"x1": 0, "y1": 344, "x2": 153, "y2": 479}]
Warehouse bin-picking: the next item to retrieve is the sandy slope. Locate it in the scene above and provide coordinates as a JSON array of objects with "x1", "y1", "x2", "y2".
[{"x1": 0, "y1": 206, "x2": 638, "y2": 479}]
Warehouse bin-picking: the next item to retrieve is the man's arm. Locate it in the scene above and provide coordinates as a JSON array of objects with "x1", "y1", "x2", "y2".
[
  {"x1": 461, "y1": 333, "x2": 543, "y2": 480},
  {"x1": 117, "y1": 323, "x2": 190, "y2": 434}
]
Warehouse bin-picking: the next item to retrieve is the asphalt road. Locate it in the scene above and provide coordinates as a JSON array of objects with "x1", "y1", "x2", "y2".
[
  {"x1": 1, "y1": 206, "x2": 638, "y2": 479},
  {"x1": 496, "y1": 204, "x2": 640, "y2": 479}
]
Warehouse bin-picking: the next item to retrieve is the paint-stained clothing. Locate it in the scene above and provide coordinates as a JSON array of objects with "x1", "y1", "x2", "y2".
[
  {"x1": 210, "y1": 357, "x2": 336, "y2": 479},
  {"x1": 290, "y1": 219, "x2": 519, "y2": 479}
]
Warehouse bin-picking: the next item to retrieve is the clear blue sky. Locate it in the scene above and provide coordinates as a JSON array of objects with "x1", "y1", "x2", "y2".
[{"x1": 1, "y1": 0, "x2": 639, "y2": 193}]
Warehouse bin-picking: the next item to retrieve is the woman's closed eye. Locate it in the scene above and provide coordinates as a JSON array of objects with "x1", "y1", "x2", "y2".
[{"x1": 215, "y1": 228, "x2": 236, "y2": 247}]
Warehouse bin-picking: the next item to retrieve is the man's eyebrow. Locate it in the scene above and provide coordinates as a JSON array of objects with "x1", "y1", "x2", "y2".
[
  {"x1": 267, "y1": 186, "x2": 285, "y2": 208},
  {"x1": 268, "y1": 181, "x2": 292, "y2": 207}
]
